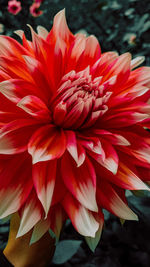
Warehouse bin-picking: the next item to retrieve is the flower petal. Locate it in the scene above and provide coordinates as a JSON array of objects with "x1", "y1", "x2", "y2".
[
  {"x1": 46, "y1": 9, "x2": 74, "y2": 47},
  {"x1": 62, "y1": 193, "x2": 99, "y2": 237},
  {"x1": 97, "y1": 182, "x2": 138, "y2": 220},
  {"x1": 61, "y1": 153, "x2": 98, "y2": 212},
  {"x1": 17, "y1": 190, "x2": 43, "y2": 237},
  {"x1": 32, "y1": 160, "x2": 57, "y2": 217},
  {"x1": 17, "y1": 95, "x2": 51, "y2": 121},
  {"x1": 85, "y1": 211, "x2": 104, "y2": 252},
  {"x1": 0, "y1": 154, "x2": 32, "y2": 218},
  {"x1": 0, "y1": 119, "x2": 39, "y2": 154},
  {"x1": 28, "y1": 125, "x2": 67, "y2": 164}
]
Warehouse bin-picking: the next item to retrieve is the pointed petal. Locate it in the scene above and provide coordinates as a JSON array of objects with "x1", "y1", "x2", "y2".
[
  {"x1": 131, "y1": 56, "x2": 145, "y2": 70},
  {"x1": 66, "y1": 131, "x2": 86, "y2": 166},
  {"x1": 17, "y1": 95, "x2": 51, "y2": 121},
  {"x1": 62, "y1": 193, "x2": 99, "y2": 237},
  {"x1": 28, "y1": 125, "x2": 67, "y2": 164},
  {"x1": 17, "y1": 190, "x2": 43, "y2": 237},
  {"x1": 0, "y1": 35, "x2": 29, "y2": 58},
  {"x1": 0, "y1": 119, "x2": 39, "y2": 154},
  {"x1": 97, "y1": 182, "x2": 138, "y2": 220},
  {"x1": 32, "y1": 160, "x2": 57, "y2": 217},
  {"x1": 61, "y1": 153, "x2": 98, "y2": 212},
  {"x1": 85, "y1": 211, "x2": 104, "y2": 252},
  {"x1": 77, "y1": 35, "x2": 101, "y2": 70},
  {"x1": 30, "y1": 218, "x2": 50, "y2": 244},
  {"x1": 37, "y1": 26, "x2": 49, "y2": 39},
  {"x1": 0, "y1": 79, "x2": 42, "y2": 104},
  {"x1": 103, "y1": 53, "x2": 131, "y2": 86},
  {"x1": 0, "y1": 154, "x2": 32, "y2": 218},
  {"x1": 23, "y1": 55, "x2": 52, "y2": 101},
  {"x1": 49, "y1": 205, "x2": 65, "y2": 240},
  {"x1": 90, "y1": 140, "x2": 119, "y2": 174},
  {"x1": 46, "y1": 9, "x2": 74, "y2": 46}
]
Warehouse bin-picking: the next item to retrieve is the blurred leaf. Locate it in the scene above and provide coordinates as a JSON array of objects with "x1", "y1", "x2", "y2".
[
  {"x1": 141, "y1": 21, "x2": 150, "y2": 33},
  {"x1": 135, "y1": 14, "x2": 149, "y2": 31},
  {"x1": 52, "y1": 240, "x2": 82, "y2": 264},
  {"x1": 131, "y1": 190, "x2": 150, "y2": 197}
]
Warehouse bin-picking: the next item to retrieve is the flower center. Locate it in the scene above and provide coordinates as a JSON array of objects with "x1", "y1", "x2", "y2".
[{"x1": 51, "y1": 67, "x2": 112, "y2": 130}]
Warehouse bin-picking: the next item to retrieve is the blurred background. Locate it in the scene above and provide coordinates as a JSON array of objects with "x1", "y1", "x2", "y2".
[{"x1": 0, "y1": 0, "x2": 150, "y2": 266}]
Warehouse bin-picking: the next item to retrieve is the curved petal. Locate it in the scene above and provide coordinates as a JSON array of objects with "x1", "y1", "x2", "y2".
[
  {"x1": 46, "y1": 9, "x2": 74, "y2": 47},
  {"x1": 0, "y1": 119, "x2": 39, "y2": 154},
  {"x1": 97, "y1": 182, "x2": 138, "y2": 220},
  {"x1": 32, "y1": 160, "x2": 57, "y2": 217},
  {"x1": 66, "y1": 131, "x2": 86, "y2": 166},
  {"x1": 17, "y1": 95, "x2": 51, "y2": 121},
  {"x1": 0, "y1": 79, "x2": 43, "y2": 104},
  {"x1": 0, "y1": 35, "x2": 29, "y2": 58},
  {"x1": 62, "y1": 193, "x2": 99, "y2": 237},
  {"x1": 85, "y1": 210, "x2": 104, "y2": 252},
  {"x1": 0, "y1": 153, "x2": 32, "y2": 218},
  {"x1": 17, "y1": 190, "x2": 43, "y2": 237},
  {"x1": 23, "y1": 55, "x2": 52, "y2": 101},
  {"x1": 28, "y1": 125, "x2": 67, "y2": 164},
  {"x1": 61, "y1": 152, "x2": 98, "y2": 212},
  {"x1": 76, "y1": 35, "x2": 101, "y2": 71},
  {"x1": 90, "y1": 139, "x2": 119, "y2": 174}
]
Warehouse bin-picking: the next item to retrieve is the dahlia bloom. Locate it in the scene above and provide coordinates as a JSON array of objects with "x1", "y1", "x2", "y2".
[
  {"x1": 7, "y1": 0, "x2": 22, "y2": 15},
  {"x1": 0, "y1": 9, "x2": 150, "y2": 250},
  {"x1": 30, "y1": 2, "x2": 43, "y2": 17}
]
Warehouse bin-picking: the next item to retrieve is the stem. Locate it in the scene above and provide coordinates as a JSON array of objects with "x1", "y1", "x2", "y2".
[{"x1": 3, "y1": 213, "x2": 55, "y2": 267}]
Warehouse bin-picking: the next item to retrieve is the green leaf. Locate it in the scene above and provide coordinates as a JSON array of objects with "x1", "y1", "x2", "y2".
[
  {"x1": 85, "y1": 221, "x2": 103, "y2": 252},
  {"x1": 52, "y1": 240, "x2": 82, "y2": 264}
]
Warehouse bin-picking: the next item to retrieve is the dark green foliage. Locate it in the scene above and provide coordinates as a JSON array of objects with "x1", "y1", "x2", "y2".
[{"x1": 52, "y1": 240, "x2": 82, "y2": 264}]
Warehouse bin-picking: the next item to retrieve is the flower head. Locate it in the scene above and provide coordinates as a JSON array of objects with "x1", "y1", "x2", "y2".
[
  {"x1": 7, "y1": 0, "x2": 22, "y2": 15},
  {"x1": 30, "y1": 2, "x2": 43, "y2": 17},
  {"x1": 0, "y1": 10, "x2": 150, "y2": 250}
]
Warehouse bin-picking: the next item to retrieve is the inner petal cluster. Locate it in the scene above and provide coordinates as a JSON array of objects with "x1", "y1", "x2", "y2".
[{"x1": 51, "y1": 67, "x2": 112, "y2": 129}]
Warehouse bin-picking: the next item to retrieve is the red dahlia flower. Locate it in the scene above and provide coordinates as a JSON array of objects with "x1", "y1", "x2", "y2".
[
  {"x1": 0, "y1": 10, "x2": 150, "y2": 250},
  {"x1": 7, "y1": 0, "x2": 22, "y2": 15}
]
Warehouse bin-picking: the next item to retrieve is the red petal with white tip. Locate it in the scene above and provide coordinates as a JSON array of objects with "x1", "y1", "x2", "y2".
[
  {"x1": 62, "y1": 193, "x2": 99, "y2": 237},
  {"x1": 28, "y1": 125, "x2": 67, "y2": 164},
  {"x1": 17, "y1": 190, "x2": 43, "y2": 237},
  {"x1": 32, "y1": 160, "x2": 57, "y2": 217},
  {"x1": 61, "y1": 152, "x2": 98, "y2": 212},
  {"x1": 97, "y1": 182, "x2": 138, "y2": 220}
]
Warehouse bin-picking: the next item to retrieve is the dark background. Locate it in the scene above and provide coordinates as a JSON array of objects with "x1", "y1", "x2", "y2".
[{"x1": 0, "y1": 0, "x2": 150, "y2": 266}]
